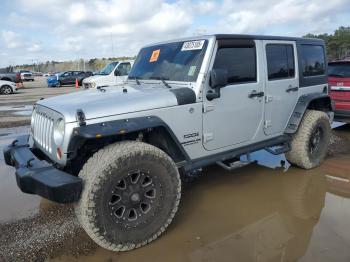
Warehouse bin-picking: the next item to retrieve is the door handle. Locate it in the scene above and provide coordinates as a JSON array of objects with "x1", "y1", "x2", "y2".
[
  {"x1": 248, "y1": 90, "x2": 264, "y2": 98},
  {"x1": 286, "y1": 86, "x2": 298, "y2": 93}
]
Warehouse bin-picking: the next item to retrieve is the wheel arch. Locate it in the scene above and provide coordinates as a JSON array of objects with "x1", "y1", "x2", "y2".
[
  {"x1": 66, "y1": 116, "x2": 189, "y2": 174},
  {"x1": 285, "y1": 93, "x2": 333, "y2": 134}
]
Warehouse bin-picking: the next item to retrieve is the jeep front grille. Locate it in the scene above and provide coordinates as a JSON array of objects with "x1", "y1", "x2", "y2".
[{"x1": 32, "y1": 110, "x2": 54, "y2": 153}]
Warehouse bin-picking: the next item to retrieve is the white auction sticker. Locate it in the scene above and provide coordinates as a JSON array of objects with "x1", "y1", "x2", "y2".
[{"x1": 181, "y1": 40, "x2": 205, "y2": 51}]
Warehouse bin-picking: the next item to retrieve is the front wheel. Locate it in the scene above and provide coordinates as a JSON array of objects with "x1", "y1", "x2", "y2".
[
  {"x1": 286, "y1": 110, "x2": 331, "y2": 169},
  {"x1": 75, "y1": 141, "x2": 181, "y2": 251},
  {"x1": 0, "y1": 85, "x2": 13, "y2": 95}
]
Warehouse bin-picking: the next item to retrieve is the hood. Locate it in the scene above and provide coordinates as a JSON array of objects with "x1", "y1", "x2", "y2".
[
  {"x1": 83, "y1": 75, "x2": 108, "y2": 83},
  {"x1": 37, "y1": 84, "x2": 193, "y2": 123},
  {"x1": 0, "y1": 80, "x2": 16, "y2": 85}
]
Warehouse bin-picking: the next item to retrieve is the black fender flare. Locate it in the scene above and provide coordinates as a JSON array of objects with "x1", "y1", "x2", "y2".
[
  {"x1": 67, "y1": 115, "x2": 190, "y2": 163},
  {"x1": 285, "y1": 93, "x2": 333, "y2": 134}
]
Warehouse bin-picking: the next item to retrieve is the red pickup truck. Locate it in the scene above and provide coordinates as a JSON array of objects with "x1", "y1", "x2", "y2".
[{"x1": 328, "y1": 61, "x2": 350, "y2": 122}]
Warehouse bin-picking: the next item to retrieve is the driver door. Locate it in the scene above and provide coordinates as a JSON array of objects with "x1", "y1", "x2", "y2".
[{"x1": 202, "y1": 39, "x2": 264, "y2": 151}]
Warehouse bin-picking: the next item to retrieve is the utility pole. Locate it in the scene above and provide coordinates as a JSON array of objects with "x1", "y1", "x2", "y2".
[{"x1": 110, "y1": 33, "x2": 115, "y2": 57}]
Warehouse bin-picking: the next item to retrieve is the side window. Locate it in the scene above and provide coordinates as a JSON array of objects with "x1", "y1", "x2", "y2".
[
  {"x1": 117, "y1": 63, "x2": 131, "y2": 76},
  {"x1": 266, "y1": 44, "x2": 295, "y2": 80},
  {"x1": 301, "y1": 45, "x2": 325, "y2": 77},
  {"x1": 213, "y1": 46, "x2": 256, "y2": 84},
  {"x1": 61, "y1": 72, "x2": 70, "y2": 77}
]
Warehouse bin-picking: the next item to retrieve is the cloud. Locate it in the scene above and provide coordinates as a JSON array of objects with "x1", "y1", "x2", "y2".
[
  {"x1": 216, "y1": 0, "x2": 349, "y2": 35},
  {"x1": 0, "y1": 0, "x2": 349, "y2": 67},
  {"x1": 1, "y1": 30, "x2": 22, "y2": 49}
]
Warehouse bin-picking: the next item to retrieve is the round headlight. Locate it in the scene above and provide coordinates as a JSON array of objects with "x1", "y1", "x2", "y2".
[
  {"x1": 53, "y1": 118, "x2": 65, "y2": 145},
  {"x1": 91, "y1": 82, "x2": 96, "y2": 88},
  {"x1": 30, "y1": 110, "x2": 35, "y2": 133}
]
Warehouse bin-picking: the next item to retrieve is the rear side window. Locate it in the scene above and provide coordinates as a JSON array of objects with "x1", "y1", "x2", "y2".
[
  {"x1": 301, "y1": 45, "x2": 325, "y2": 77},
  {"x1": 213, "y1": 46, "x2": 256, "y2": 84},
  {"x1": 266, "y1": 44, "x2": 295, "y2": 80}
]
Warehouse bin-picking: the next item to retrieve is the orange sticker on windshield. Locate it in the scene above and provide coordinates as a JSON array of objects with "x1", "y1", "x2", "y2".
[{"x1": 149, "y1": 49, "x2": 160, "y2": 62}]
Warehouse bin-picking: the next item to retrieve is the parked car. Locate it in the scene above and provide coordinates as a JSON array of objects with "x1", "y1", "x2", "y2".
[
  {"x1": 32, "y1": 72, "x2": 43, "y2": 77},
  {"x1": 47, "y1": 71, "x2": 93, "y2": 87},
  {"x1": 20, "y1": 71, "x2": 34, "y2": 81},
  {"x1": 328, "y1": 61, "x2": 350, "y2": 122},
  {"x1": 4, "y1": 34, "x2": 332, "y2": 252},
  {"x1": 0, "y1": 80, "x2": 17, "y2": 94},
  {"x1": 82, "y1": 60, "x2": 134, "y2": 88},
  {"x1": 0, "y1": 72, "x2": 21, "y2": 83}
]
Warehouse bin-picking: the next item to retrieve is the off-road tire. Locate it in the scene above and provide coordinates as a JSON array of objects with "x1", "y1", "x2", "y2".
[
  {"x1": 286, "y1": 110, "x2": 331, "y2": 169},
  {"x1": 75, "y1": 141, "x2": 181, "y2": 251}
]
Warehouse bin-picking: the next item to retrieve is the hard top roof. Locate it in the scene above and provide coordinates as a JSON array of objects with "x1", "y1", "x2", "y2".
[
  {"x1": 214, "y1": 34, "x2": 324, "y2": 43},
  {"x1": 145, "y1": 34, "x2": 324, "y2": 48}
]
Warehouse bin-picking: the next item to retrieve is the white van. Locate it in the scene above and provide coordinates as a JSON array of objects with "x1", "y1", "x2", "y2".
[{"x1": 82, "y1": 60, "x2": 134, "y2": 89}]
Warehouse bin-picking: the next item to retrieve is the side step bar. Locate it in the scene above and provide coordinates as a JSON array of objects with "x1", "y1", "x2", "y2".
[
  {"x1": 216, "y1": 153, "x2": 253, "y2": 171},
  {"x1": 264, "y1": 142, "x2": 291, "y2": 155}
]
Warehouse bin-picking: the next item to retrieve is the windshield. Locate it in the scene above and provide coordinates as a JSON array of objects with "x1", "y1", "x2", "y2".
[
  {"x1": 128, "y1": 40, "x2": 208, "y2": 82},
  {"x1": 99, "y1": 62, "x2": 119, "y2": 75},
  {"x1": 328, "y1": 62, "x2": 350, "y2": 78}
]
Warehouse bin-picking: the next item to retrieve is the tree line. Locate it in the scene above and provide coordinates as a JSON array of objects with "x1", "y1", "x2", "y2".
[{"x1": 304, "y1": 26, "x2": 350, "y2": 61}]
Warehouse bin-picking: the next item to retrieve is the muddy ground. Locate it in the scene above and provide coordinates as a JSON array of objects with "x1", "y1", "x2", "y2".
[
  {"x1": 1, "y1": 82, "x2": 350, "y2": 261},
  {"x1": 0, "y1": 124, "x2": 350, "y2": 262}
]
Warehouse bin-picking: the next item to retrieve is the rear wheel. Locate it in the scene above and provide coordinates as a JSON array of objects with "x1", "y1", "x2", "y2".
[
  {"x1": 286, "y1": 110, "x2": 331, "y2": 169},
  {"x1": 0, "y1": 85, "x2": 13, "y2": 95},
  {"x1": 75, "y1": 141, "x2": 181, "y2": 251}
]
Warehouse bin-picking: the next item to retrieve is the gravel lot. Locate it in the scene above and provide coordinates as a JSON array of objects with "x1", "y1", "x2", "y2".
[{"x1": 0, "y1": 77, "x2": 79, "y2": 128}]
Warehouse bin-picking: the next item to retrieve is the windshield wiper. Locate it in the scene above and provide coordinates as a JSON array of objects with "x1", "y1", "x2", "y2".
[
  {"x1": 129, "y1": 76, "x2": 141, "y2": 85},
  {"x1": 150, "y1": 76, "x2": 172, "y2": 88}
]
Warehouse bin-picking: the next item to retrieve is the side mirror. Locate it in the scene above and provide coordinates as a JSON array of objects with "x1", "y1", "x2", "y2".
[
  {"x1": 114, "y1": 69, "x2": 121, "y2": 76},
  {"x1": 210, "y1": 69, "x2": 227, "y2": 89},
  {"x1": 207, "y1": 69, "x2": 227, "y2": 101}
]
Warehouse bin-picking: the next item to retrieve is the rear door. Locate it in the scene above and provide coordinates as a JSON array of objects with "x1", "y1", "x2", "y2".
[{"x1": 263, "y1": 41, "x2": 299, "y2": 135}]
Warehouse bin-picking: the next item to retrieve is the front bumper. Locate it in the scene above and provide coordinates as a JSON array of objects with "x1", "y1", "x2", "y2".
[{"x1": 3, "y1": 135, "x2": 82, "y2": 203}]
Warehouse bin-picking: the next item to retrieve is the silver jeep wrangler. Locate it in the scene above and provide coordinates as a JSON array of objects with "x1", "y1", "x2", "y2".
[{"x1": 4, "y1": 34, "x2": 333, "y2": 251}]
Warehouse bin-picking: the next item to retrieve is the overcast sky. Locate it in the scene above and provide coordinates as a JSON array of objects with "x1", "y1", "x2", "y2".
[{"x1": 0, "y1": 0, "x2": 349, "y2": 67}]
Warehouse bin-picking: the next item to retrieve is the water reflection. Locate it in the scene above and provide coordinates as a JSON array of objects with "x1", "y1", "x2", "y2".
[{"x1": 52, "y1": 163, "x2": 329, "y2": 262}]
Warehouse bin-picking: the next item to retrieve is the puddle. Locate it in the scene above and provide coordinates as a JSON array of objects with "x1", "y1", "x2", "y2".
[
  {"x1": 0, "y1": 104, "x2": 33, "y2": 117},
  {"x1": 0, "y1": 105, "x2": 33, "y2": 112},
  {"x1": 0, "y1": 125, "x2": 350, "y2": 261},
  {"x1": 0, "y1": 126, "x2": 41, "y2": 223},
  {"x1": 47, "y1": 162, "x2": 350, "y2": 262},
  {"x1": 12, "y1": 110, "x2": 33, "y2": 116}
]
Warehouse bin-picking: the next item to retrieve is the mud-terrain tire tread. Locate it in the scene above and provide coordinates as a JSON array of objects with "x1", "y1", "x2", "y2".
[
  {"x1": 75, "y1": 141, "x2": 181, "y2": 251},
  {"x1": 286, "y1": 110, "x2": 330, "y2": 169}
]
